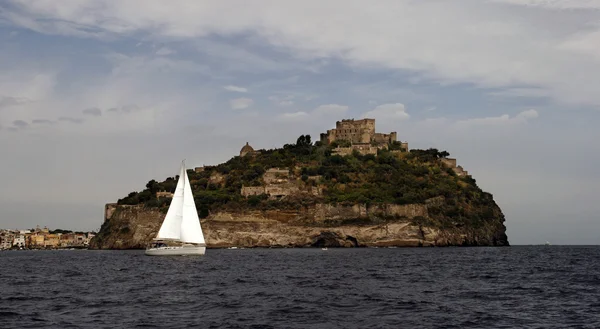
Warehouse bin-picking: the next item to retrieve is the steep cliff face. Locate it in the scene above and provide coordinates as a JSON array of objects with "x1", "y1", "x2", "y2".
[
  {"x1": 89, "y1": 198, "x2": 508, "y2": 249},
  {"x1": 89, "y1": 204, "x2": 164, "y2": 249}
]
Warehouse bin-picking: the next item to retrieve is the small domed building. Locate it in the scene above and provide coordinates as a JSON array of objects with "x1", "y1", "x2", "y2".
[{"x1": 240, "y1": 142, "x2": 256, "y2": 157}]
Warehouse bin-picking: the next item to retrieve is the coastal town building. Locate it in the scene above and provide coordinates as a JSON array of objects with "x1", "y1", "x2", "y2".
[
  {"x1": 0, "y1": 227, "x2": 97, "y2": 250},
  {"x1": 0, "y1": 232, "x2": 14, "y2": 249},
  {"x1": 12, "y1": 234, "x2": 26, "y2": 248}
]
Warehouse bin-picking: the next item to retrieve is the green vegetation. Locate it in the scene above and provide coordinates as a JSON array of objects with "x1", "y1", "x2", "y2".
[{"x1": 117, "y1": 134, "x2": 499, "y2": 225}]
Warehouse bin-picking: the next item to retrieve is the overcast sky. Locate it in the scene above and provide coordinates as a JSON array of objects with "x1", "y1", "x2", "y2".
[{"x1": 0, "y1": 0, "x2": 598, "y2": 244}]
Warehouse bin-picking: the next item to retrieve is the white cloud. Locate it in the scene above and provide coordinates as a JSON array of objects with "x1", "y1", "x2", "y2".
[
  {"x1": 277, "y1": 111, "x2": 309, "y2": 121},
  {"x1": 488, "y1": 87, "x2": 550, "y2": 98},
  {"x1": 456, "y1": 109, "x2": 539, "y2": 127},
  {"x1": 155, "y1": 47, "x2": 174, "y2": 56},
  {"x1": 230, "y1": 97, "x2": 253, "y2": 110},
  {"x1": 268, "y1": 94, "x2": 294, "y2": 101},
  {"x1": 362, "y1": 103, "x2": 410, "y2": 121},
  {"x1": 6, "y1": 1, "x2": 600, "y2": 105},
  {"x1": 268, "y1": 95, "x2": 297, "y2": 106},
  {"x1": 515, "y1": 109, "x2": 539, "y2": 120},
  {"x1": 106, "y1": 53, "x2": 208, "y2": 76},
  {"x1": 224, "y1": 85, "x2": 248, "y2": 93},
  {"x1": 313, "y1": 104, "x2": 349, "y2": 116},
  {"x1": 0, "y1": 72, "x2": 56, "y2": 102}
]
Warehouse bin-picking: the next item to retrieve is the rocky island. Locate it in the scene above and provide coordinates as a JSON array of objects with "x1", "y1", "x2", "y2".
[{"x1": 90, "y1": 118, "x2": 509, "y2": 249}]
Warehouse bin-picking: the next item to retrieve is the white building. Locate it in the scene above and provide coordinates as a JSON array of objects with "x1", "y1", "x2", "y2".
[{"x1": 13, "y1": 234, "x2": 26, "y2": 248}]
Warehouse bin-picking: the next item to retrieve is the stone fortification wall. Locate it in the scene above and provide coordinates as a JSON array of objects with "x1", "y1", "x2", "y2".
[
  {"x1": 241, "y1": 186, "x2": 265, "y2": 197},
  {"x1": 265, "y1": 184, "x2": 299, "y2": 197},
  {"x1": 332, "y1": 145, "x2": 379, "y2": 156},
  {"x1": 263, "y1": 168, "x2": 290, "y2": 184},
  {"x1": 155, "y1": 191, "x2": 174, "y2": 198},
  {"x1": 441, "y1": 158, "x2": 457, "y2": 168},
  {"x1": 373, "y1": 132, "x2": 397, "y2": 144},
  {"x1": 440, "y1": 158, "x2": 469, "y2": 177}
]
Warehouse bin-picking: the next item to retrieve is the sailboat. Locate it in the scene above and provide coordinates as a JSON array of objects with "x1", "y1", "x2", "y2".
[{"x1": 145, "y1": 161, "x2": 206, "y2": 256}]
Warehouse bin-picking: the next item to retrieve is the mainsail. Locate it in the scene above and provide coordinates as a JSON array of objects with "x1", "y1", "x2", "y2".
[{"x1": 180, "y1": 168, "x2": 205, "y2": 244}]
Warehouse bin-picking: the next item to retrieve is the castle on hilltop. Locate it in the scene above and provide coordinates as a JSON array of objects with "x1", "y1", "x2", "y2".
[
  {"x1": 320, "y1": 118, "x2": 394, "y2": 145},
  {"x1": 194, "y1": 117, "x2": 470, "y2": 201},
  {"x1": 237, "y1": 118, "x2": 408, "y2": 158},
  {"x1": 320, "y1": 118, "x2": 408, "y2": 155}
]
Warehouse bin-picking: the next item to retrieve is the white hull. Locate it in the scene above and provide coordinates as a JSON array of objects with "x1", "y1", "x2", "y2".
[{"x1": 145, "y1": 245, "x2": 206, "y2": 256}]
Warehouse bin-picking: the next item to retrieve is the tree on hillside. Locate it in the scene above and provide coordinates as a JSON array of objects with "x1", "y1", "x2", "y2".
[
  {"x1": 296, "y1": 135, "x2": 312, "y2": 147},
  {"x1": 146, "y1": 180, "x2": 159, "y2": 195}
]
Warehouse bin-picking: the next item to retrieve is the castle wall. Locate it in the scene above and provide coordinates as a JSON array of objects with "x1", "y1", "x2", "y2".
[
  {"x1": 454, "y1": 166, "x2": 469, "y2": 177},
  {"x1": 156, "y1": 191, "x2": 174, "y2": 198},
  {"x1": 332, "y1": 147, "x2": 353, "y2": 156},
  {"x1": 332, "y1": 145, "x2": 378, "y2": 156},
  {"x1": 265, "y1": 184, "x2": 299, "y2": 197},
  {"x1": 441, "y1": 158, "x2": 457, "y2": 168},
  {"x1": 241, "y1": 186, "x2": 265, "y2": 197},
  {"x1": 400, "y1": 142, "x2": 409, "y2": 151},
  {"x1": 263, "y1": 168, "x2": 290, "y2": 184}
]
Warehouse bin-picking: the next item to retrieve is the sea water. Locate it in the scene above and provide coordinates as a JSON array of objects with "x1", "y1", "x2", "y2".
[{"x1": 1, "y1": 246, "x2": 599, "y2": 328}]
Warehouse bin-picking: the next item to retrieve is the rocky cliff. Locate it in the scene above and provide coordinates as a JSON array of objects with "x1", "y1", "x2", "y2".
[
  {"x1": 90, "y1": 138, "x2": 509, "y2": 249},
  {"x1": 89, "y1": 198, "x2": 508, "y2": 249}
]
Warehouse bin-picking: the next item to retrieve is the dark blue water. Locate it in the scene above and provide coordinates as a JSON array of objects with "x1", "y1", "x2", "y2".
[{"x1": 1, "y1": 247, "x2": 599, "y2": 328}]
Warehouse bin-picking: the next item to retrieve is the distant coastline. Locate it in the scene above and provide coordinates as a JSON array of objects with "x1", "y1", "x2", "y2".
[{"x1": 0, "y1": 226, "x2": 96, "y2": 250}]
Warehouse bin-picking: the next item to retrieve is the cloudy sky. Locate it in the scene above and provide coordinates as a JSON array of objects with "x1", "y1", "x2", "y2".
[{"x1": 1, "y1": 0, "x2": 599, "y2": 244}]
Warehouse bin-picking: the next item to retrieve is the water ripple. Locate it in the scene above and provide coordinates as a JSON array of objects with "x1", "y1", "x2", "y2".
[{"x1": 1, "y1": 247, "x2": 600, "y2": 328}]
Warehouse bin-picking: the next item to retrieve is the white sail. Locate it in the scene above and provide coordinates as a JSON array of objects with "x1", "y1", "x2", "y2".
[
  {"x1": 155, "y1": 163, "x2": 185, "y2": 240},
  {"x1": 180, "y1": 167, "x2": 205, "y2": 244}
]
